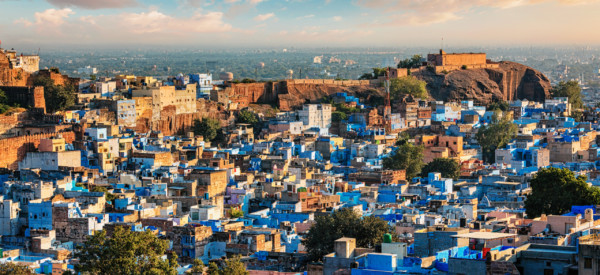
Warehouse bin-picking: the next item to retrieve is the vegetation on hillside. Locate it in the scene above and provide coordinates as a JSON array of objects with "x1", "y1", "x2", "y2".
[{"x1": 33, "y1": 76, "x2": 76, "y2": 113}]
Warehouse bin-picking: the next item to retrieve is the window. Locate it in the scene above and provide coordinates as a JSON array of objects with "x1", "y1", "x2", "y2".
[{"x1": 584, "y1": 257, "x2": 592, "y2": 269}]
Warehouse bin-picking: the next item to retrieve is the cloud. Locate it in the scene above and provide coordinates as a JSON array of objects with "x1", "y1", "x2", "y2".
[
  {"x1": 254, "y1": 13, "x2": 275, "y2": 21},
  {"x1": 356, "y1": 0, "x2": 599, "y2": 25},
  {"x1": 332, "y1": 16, "x2": 342, "y2": 21},
  {"x1": 118, "y1": 10, "x2": 233, "y2": 34},
  {"x1": 45, "y1": 0, "x2": 138, "y2": 9},
  {"x1": 15, "y1": 7, "x2": 233, "y2": 41},
  {"x1": 297, "y1": 14, "x2": 315, "y2": 19},
  {"x1": 15, "y1": 8, "x2": 74, "y2": 28}
]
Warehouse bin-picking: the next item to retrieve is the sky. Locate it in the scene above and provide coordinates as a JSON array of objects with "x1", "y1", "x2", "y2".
[{"x1": 1, "y1": 0, "x2": 600, "y2": 49}]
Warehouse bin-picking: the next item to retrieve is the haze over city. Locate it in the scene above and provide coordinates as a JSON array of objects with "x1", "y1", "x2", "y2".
[
  {"x1": 2, "y1": 0, "x2": 600, "y2": 48},
  {"x1": 3, "y1": 0, "x2": 600, "y2": 275}
]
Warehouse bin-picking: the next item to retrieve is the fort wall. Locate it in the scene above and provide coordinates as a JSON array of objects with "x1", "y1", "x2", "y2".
[{"x1": 0, "y1": 131, "x2": 75, "y2": 169}]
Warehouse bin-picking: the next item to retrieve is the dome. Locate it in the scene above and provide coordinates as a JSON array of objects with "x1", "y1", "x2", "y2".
[
  {"x1": 219, "y1": 71, "x2": 234, "y2": 81},
  {"x1": 286, "y1": 69, "x2": 294, "y2": 75}
]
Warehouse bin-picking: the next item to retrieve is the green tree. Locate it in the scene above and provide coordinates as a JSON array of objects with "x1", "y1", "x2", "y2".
[
  {"x1": 75, "y1": 226, "x2": 179, "y2": 275},
  {"x1": 90, "y1": 185, "x2": 116, "y2": 203},
  {"x1": 221, "y1": 255, "x2": 248, "y2": 275},
  {"x1": 0, "y1": 262, "x2": 35, "y2": 275},
  {"x1": 382, "y1": 143, "x2": 424, "y2": 180},
  {"x1": 358, "y1": 67, "x2": 386, "y2": 80},
  {"x1": 207, "y1": 262, "x2": 220, "y2": 275},
  {"x1": 476, "y1": 114, "x2": 518, "y2": 163},
  {"x1": 421, "y1": 158, "x2": 461, "y2": 180},
  {"x1": 0, "y1": 89, "x2": 10, "y2": 115},
  {"x1": 190, "y1": 259, "x2": 205, "y2": 274},
  {"x1": 237, "y1": 109, "x2": 258, "y2": 125},
  {"x1": 525, "y1": 167, "x2": 600, "y2": 218},
  {"x1": 487, "y1": 100, "x2": 510, "y2": 112},
  {"x1": 90, "y1": 74, "x2": 97, "y2": 81},
  {"x1": 229, "y1": 208, "x2": 244, "y2": 218},
  {"x1": 332, "y1": 111, "x2": 347, "y2": 122},
  {"x1": 237, "y1": 109, "x2": 260, "y2": 131},
  {"x1": 551, "y1": 80, "x2": 583, "y2": 109},
  {"x1": 397, "y1": 55, "x2": 423, "y2": 69},
  {"x1": 193, "y1": 118, "x2": 221, "y2": 142},
  {"x1": 32, "y1": 76, "x2": 76, "y2": 113},
  {"x1": 389, "y1": 76, "x2": 428, "y2": 99},
  {"x1": 302, "y1": 208, "x2": 397, "y2": 262}
]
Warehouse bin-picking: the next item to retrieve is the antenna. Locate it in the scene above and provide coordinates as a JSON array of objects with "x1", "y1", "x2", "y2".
[{"x1": 441, "y1": 37, "x2": 444, "y2": 50}]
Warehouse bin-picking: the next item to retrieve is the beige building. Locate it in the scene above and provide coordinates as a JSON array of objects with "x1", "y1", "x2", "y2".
[{"x1": 132, "y1": 84, "x2": 196, "y2": 121}]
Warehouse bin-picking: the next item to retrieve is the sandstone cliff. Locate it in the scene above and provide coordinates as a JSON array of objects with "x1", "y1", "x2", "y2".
[
  {"x1": 275, "y1": 81, "x2": 383, "y2": 111},
  {"x1": 414, "y1": 61, "x2": 551, "y2": 104}
]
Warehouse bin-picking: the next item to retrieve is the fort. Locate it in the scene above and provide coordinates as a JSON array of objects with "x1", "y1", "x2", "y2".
[
  {"x1": 0, "y1": 131, "x2": 75, "y2": 169},
  {"x1": 426, "y1": 50, "x2": 499, "y2": 73},
  {"x1": 0, "y1": 85, "x2": 46, "y2": 112}
]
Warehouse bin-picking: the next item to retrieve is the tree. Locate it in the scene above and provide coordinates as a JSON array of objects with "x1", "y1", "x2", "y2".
[
  {"x1": 302, "y1": 208, "x2": 397, "y2": 262},
  {"x1": 0, "y1": 89, "x2": 11, "y2": 115},
  {"x1": 421, "y1": 158, "x2": 460, "y2": 180},
  {"x1": 397, "y1": 55, "x2": 423, "y2": 69},
  {"x1": 551, "y1": 80, "x2": 583, "y2": 109},
  {"x1": 382, "y1": 143, "x2": 424, "y2": 180},
  {"x1": 389, "y1": 76, "x2": 428, "y2": 99},
  {"x1": 475, "y1": 114, "x2": 518, "y2": 163},
  {"x1": 237, "y1": 109, "x2": 260, "y2": 132},
  {"x1": 207, "y1": 262, "x2": 220, "y2": 275},
  {"x1": 332, "y1": 111, "x2": 347, "y2": 122},
  {"x1": 190, "y1": 259, "x2": 205, "y2": 274},
  {"x1": 487, "y1": 100, "x2": 509, "y2": 112},
  {"x1": 0, "y1": 262, "x2": 35, "y2": 275},
  {"x1": 221, "y1": 255, "x2": 248, "y2": 275},
  {"x1": 358, "y1": 67, "x2": 386, "y2": 80},
  {"x1": 75, "y1": 226, "x2": 178, "y2": 275},
  {"x1": 90, "y1": 185, "x2": 116, "y2": 203},
  {"x1": 525, "y1": 167, "x2": 600, "y2": 218},
  {"x1": 229, "y1": 208, "x2": 244, "y2": 218},
  {"x1": 193, "y1": 118, "x2": 221, "y2": 142},
  {"x1": 32, "y1": 76, "x2": 76, "y2": 113}
]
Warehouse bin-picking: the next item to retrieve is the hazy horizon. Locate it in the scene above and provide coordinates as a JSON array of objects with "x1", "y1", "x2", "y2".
[{"x1": 2, "y1": 0, "x2": 600, "y2": 50}]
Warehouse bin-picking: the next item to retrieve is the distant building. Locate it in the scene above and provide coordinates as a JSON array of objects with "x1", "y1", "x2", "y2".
[{"x1": 77, "y1": 66, "x2": 97, "y2": 75}]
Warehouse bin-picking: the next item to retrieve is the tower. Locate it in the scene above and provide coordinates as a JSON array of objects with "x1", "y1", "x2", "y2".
[{"x1": 383, "y1": 68, "x2": 392, "y2": 133}]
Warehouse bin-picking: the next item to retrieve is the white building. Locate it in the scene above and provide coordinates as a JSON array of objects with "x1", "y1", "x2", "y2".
[
  {"x1": 298, "y1": 104, "x2": 332, "y2": 129},
  {"x1": 96, "y1": 81, "x2": 117, "y2": 97},
  {"x1": 78, "y1": 66, "x2": 98, "y2": 75}
]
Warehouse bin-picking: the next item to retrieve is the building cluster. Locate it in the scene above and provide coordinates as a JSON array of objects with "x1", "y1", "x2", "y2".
[{"x1": 3, "y1": 47, "x2": 600, "y2": 275}]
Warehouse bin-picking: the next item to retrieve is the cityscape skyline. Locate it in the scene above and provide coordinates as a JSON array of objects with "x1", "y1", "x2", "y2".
[{"x1": 1, "y1": 0, "x2": 600, "y2": 48}]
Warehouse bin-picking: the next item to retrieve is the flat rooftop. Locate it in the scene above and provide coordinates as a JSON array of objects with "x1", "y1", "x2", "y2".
[{"x1": 452, "y1": 232, "x2": 516, "y2": 240}]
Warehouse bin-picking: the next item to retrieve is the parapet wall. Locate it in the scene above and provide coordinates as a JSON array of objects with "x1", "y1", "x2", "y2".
[
  {"x1": 0, "y1": 131, "x2": 75, "y2": 169},
  {"x1": 287, "y1": 79, "x2": 371, "y2": 86}
]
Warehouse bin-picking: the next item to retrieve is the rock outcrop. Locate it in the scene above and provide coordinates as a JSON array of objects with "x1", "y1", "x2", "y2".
[
  {"x1": 276, "y1": 82, "x2": 382, "y2": 111},
  {"x1": 414, "y1": 61, "x2": 551, "y2": 104}
]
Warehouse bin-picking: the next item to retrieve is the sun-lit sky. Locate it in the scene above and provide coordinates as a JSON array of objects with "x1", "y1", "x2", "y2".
[{"x1": 1, "y1": 0, "x2": 600, "y2": 49}]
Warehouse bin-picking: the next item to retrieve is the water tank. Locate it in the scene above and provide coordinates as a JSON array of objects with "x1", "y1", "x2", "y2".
[
  {"x1": 383, "y1": 233, "x2": 392, "y2": 243},
  {"x1": 219, "y1": 71, "x2": 234, "y2": 81}
]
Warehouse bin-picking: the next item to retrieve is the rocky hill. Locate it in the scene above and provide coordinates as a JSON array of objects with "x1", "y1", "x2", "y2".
[{"x1": 414, "y1": 61, "x2": 552, "y2": 104}]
